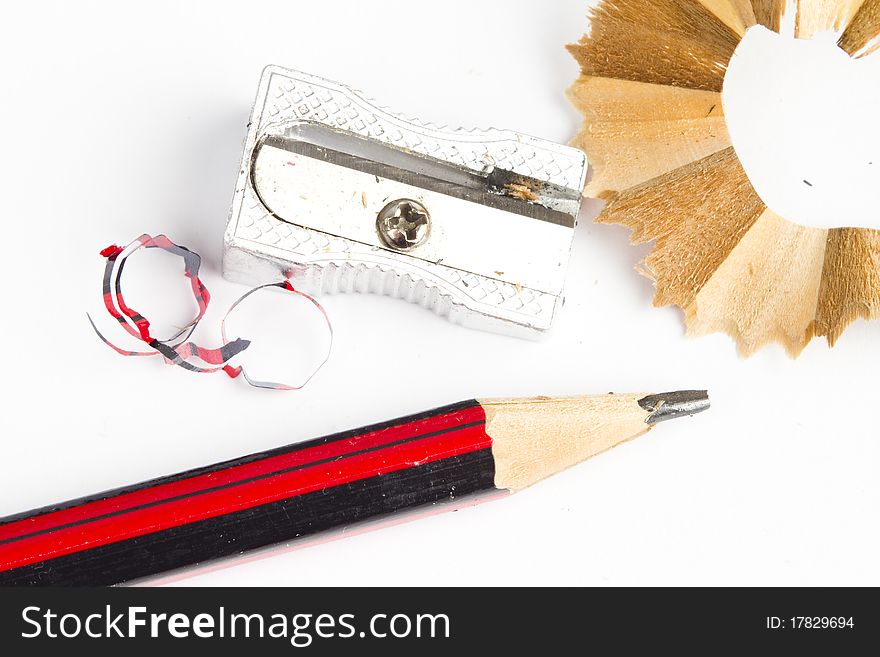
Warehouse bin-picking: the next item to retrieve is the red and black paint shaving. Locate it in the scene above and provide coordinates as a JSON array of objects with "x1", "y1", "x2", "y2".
[
  {"x1": 88, "y1": 233, "x2": 332, "y2": 390},
  {"x1": 0, "y1": 401, "x2": 497, "y2": 585}
]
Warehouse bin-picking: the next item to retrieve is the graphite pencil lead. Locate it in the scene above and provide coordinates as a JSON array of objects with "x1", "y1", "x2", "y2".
[{"x1": 638, "y1": 390, "x2": 710, "y2": 425}]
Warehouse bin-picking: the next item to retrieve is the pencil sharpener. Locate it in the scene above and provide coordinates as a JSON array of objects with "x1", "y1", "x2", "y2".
[{"x1": 223, "y1": 66, "x2": 587, "y2": 338}]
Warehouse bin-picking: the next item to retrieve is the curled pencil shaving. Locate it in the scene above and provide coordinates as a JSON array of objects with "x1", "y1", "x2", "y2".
[
  {"x1": 567, "y1": 0, "x2": 880, "y2": 356},
  {"x1": 88, "y1": 234, "x2": 332, "y2": 390},
  {"x1": 220, "y1": 282, "x2": 333, "y2": 391}
]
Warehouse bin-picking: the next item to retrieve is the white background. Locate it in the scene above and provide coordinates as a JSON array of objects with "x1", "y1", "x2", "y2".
[{"x1": 1, "y1": 0, "x2": 878, "y2": 586}]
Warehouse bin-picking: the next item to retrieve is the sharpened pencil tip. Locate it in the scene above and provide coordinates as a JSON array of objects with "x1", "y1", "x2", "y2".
[{"x1": 638, "y1": 390, "x2": 709, "y2": 425}]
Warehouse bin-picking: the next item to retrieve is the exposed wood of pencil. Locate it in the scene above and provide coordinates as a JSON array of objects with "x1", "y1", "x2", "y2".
[
  {"x1": 687, "y1": 209, "x2": 828, "y2": 356},
  {"x1": 598, "y1": 147, "x2": 767, "y2": 312},
  {"x1": 567, "y1": 76, "x2": 731, "y2": 195},
  {"x1": 596, "y1": 151, "x2": 880, "y2": 353},
  {"x1": 814, "y1": 228, "x2": 880, "y2": 343},
  {"x1": 698, "y1": 0, "x2": 758, "y2": 35},
  {"x1": 566, "y1": 0, "x2": 741, "y2": 92},
  {"x1": 484, "y1": 394, "x2": 654, "y2": 491},
  {"x1": 839, "y1": 0, "x2": 880, "y2": 56},
  {"x1": 752, "y1": 0, "x2": 789, "y2": 31},
  {"x1": 797, "y1": 0, "x2": 868, "y2": 37}
]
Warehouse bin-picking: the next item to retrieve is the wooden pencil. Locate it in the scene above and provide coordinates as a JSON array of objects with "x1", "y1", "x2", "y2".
[{"x1": 0, "y1": 391, "x2": 708, "y2": 586}]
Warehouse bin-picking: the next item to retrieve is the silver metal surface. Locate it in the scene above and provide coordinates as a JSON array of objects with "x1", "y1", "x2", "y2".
[
  {"x1": 223, "y1": 66, "x2": 588, "y2": 338},
  {"x1": 376, "y1": 199, "x2": 430, "y2": 251}
]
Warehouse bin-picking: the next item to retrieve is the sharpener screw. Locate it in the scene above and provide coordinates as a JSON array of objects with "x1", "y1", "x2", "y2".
[{"x1": 376, "y1": 199, "x2": 431, "y2": 251}]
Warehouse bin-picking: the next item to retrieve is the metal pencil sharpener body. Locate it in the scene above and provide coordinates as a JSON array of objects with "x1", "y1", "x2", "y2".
[{"x1": 223, "y1": 66, "x2": 587, "y2": 338}]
